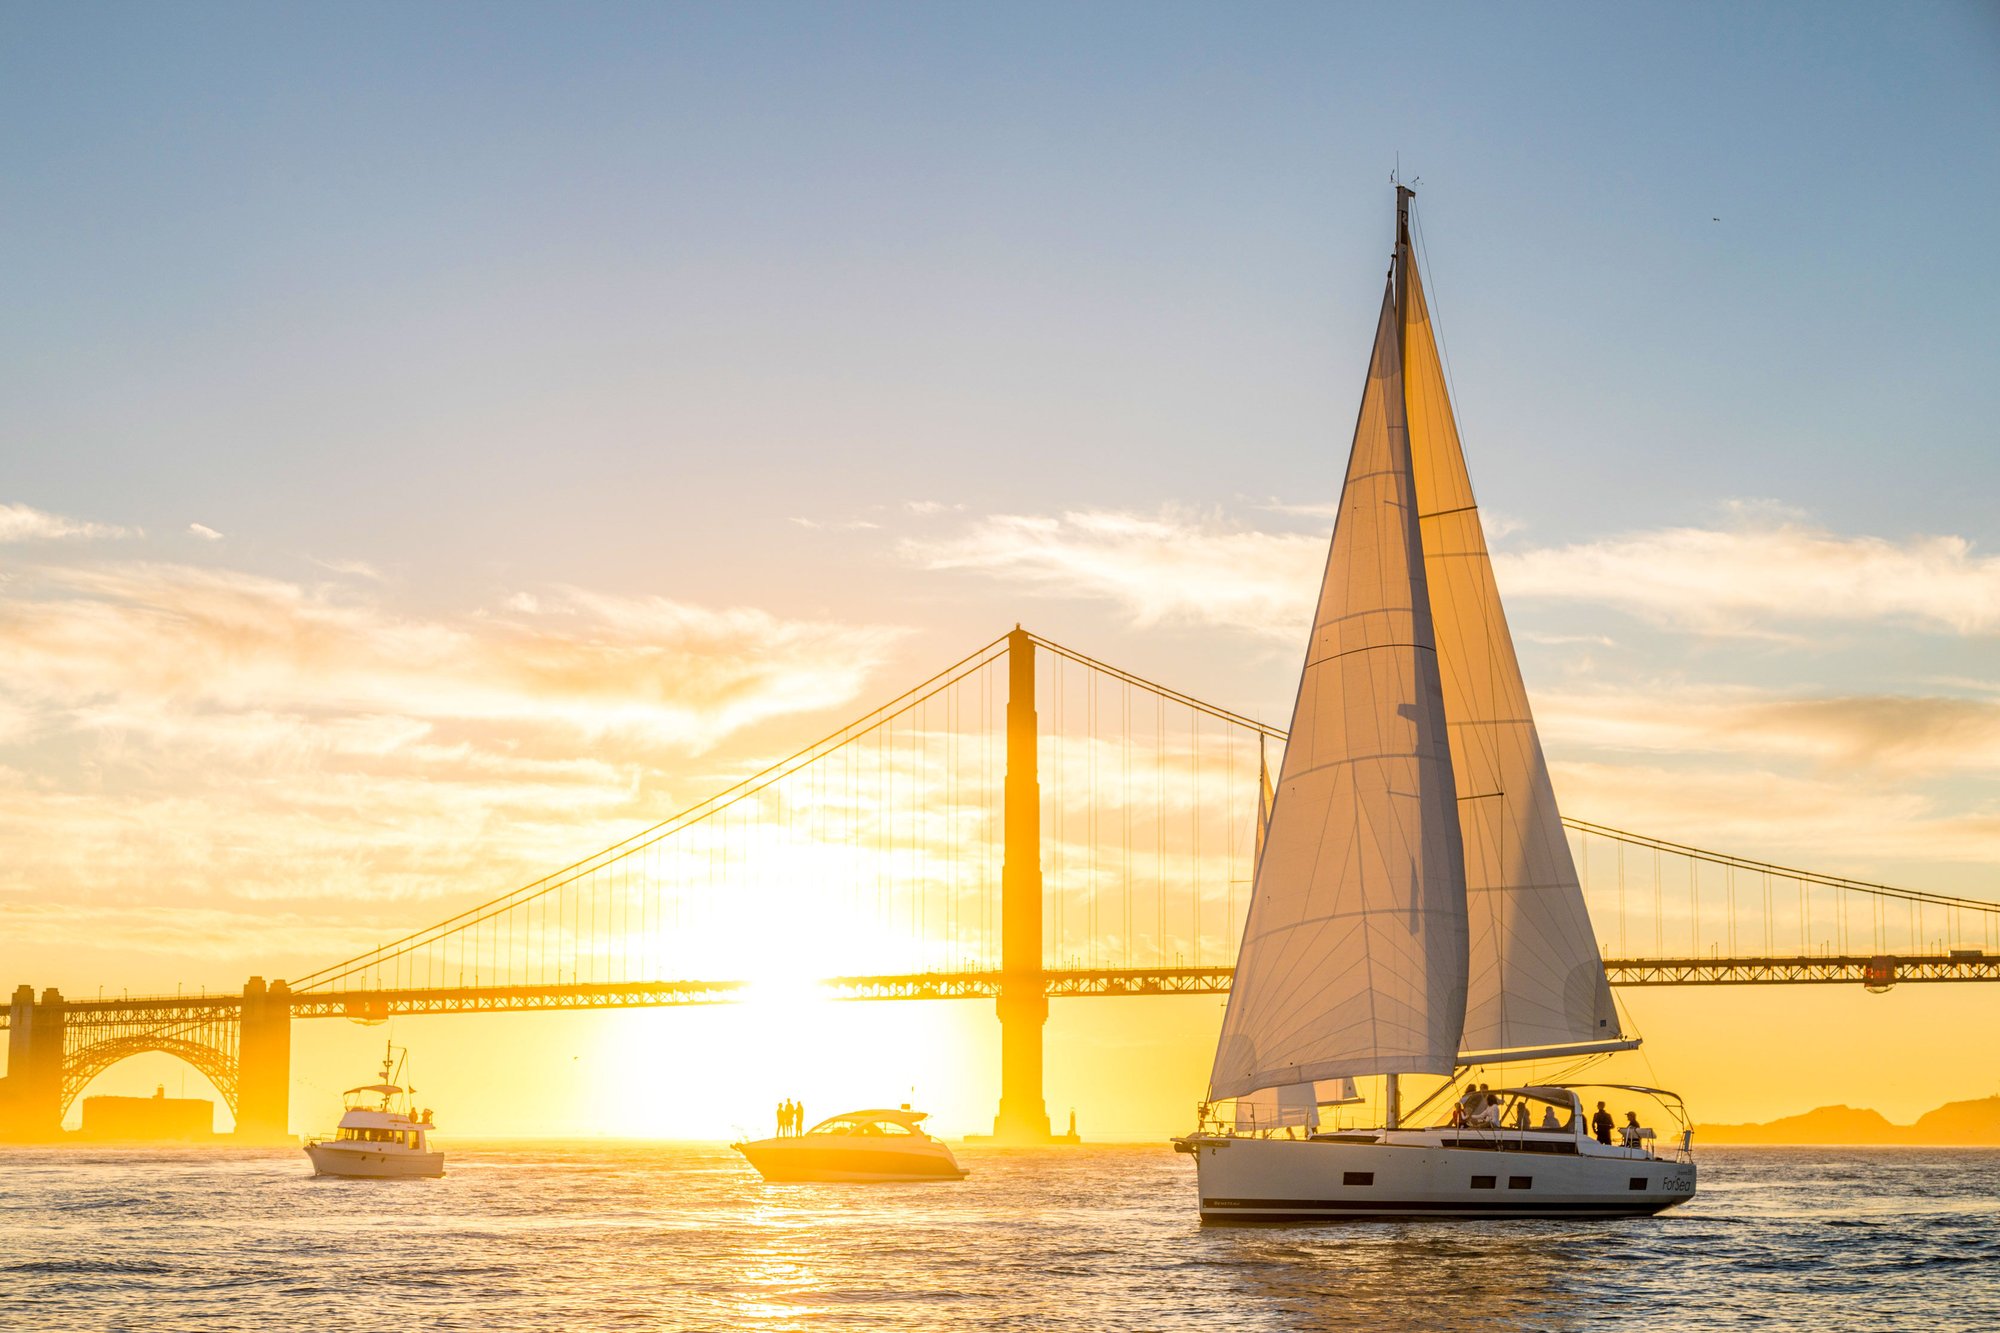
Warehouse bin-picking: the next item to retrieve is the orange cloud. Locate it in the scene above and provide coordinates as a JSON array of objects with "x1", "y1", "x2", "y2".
[{"x1": 0, "y1": 557, "x2": 909, "y2": 988}]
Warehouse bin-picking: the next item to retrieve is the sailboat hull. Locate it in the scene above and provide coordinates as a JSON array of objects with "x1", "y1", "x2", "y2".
[{"x1": 1179, "y1": 1132, "x2": 1696, "y2": 1222}]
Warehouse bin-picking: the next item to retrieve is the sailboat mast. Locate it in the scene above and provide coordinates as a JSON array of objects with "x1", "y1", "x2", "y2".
[
  {"x1": 1393, "y1": 183, "x2": 1414, "y2": 359},
  {"x1": 1380, "y1": 181, "x2": 1419, "y2": 1136}
]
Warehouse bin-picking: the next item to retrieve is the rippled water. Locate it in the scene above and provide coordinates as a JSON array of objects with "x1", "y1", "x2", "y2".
[{"x1": 2, "y1": 1143, "x2": 1995, "y2": 1330}]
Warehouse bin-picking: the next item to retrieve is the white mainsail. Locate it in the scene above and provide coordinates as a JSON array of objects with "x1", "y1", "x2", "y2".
[
  {"x1": 1207, "y1": 279, "x2": 1470, "y2": 1103},
  {"x1": 1399, "y1": 243, "x2": 1625, "y2": 1061}
]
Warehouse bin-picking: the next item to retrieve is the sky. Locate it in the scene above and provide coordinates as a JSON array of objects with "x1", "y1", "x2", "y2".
[{"x1": 4, "y1": 1, "x2": 2000, "y2": 1137}]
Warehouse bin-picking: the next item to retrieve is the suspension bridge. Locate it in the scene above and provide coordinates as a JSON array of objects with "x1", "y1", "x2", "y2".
[{"x1": 4, "y1": 627, "x2": 1997, "y2": 1143}]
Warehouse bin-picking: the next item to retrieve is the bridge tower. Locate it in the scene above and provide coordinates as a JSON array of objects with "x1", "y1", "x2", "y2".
[
  {"x1": 1, "y1": 985, "x2": 67, "y2": 1141},
  {"x1": 236, "y1": 977, "x2": 292, "y2": 1143},
  {"x1": 991, "y1": 628, "x2": 1054, "y2": 1144}
]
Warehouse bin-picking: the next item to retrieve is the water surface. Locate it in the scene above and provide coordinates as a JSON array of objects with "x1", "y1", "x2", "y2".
[{"x1": 2, "y1": 1144, "x2": 1993, "y2": 1330}]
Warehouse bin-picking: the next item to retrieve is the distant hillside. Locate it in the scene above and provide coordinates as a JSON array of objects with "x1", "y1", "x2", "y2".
[{"x1": 1699, "y1": 1096, "x2": 2000, "y2": 1146}]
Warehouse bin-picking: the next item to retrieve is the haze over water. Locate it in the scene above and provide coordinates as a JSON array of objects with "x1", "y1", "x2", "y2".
[{"x1": 5, "y1": 1145, "x2": 1994, "y2": 1330}]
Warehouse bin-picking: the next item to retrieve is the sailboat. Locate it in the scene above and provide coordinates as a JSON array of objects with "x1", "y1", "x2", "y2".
[{"x1": 1173, "y1": 186, "x2": 1697, "y2": 1221}]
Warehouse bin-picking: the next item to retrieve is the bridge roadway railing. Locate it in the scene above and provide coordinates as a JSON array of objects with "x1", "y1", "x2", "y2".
[
  {"x1": 820, "y1": 954, "x2": 2000, "y2": 997},
  {"x1": 11, "y1": 951, "x2": 1997, "y2": 1031}
]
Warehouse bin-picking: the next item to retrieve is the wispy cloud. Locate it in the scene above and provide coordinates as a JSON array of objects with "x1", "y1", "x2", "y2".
[
  {"x1": 0, "y1": 562, "x2": 905, "y2": 749},
  {"x1": 0, "y1": 502, "x2": 139, "y2": 543},
  {"x1": 904, "y1": 507, "x2": 1323, "y2": 639},
  {"x1": 790, "y1": 516, "x2": 883, "y2": 531},
  {"x1": 1537, "y1": 685, "x2": 2000, "y2": 776},
  {"x1": 313, "y1": 557, "x2": 385, "y2": 581},
  {"x1": 1551, "y1": 759, "x2": 2000, "y2": 867},
  {"x1": 1495, "y1": 510, "x2": 2000, "y2": 636},
  {"x1": 188, "y1": 522, "x2": 224, "y2": 541},
  {"x1": 908, "y1": 501, "x2": 2000, "y2": 642}
]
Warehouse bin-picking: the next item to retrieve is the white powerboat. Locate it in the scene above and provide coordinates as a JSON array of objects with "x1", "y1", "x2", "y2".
[
  {"x1": 1174, "y1": 184, "x2": 1696, "y2": 1221},
  {"x1": 303, "y1": 1044, "x2": 443, "y2": 1179},
  {"x1": 734, "y1": 1107, "x2": 967, "y2": 1182}
]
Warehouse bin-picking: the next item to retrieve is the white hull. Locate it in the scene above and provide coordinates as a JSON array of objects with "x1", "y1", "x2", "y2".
[
  {"x1": 305, "y1": 1141, "x2": 445, "y2": 1179},
  {"x1": 1180, "y1": 1130, "x2": 1695, "y2": 1221},
  {"x1": 734, "y1": 1136, "x2": 966, "y2": 1183}
]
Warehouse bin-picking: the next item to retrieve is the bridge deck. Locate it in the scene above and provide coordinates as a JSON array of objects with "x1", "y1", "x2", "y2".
[{"x1": 7, "y1": 954, "x2": 1994, "y2": 1026}]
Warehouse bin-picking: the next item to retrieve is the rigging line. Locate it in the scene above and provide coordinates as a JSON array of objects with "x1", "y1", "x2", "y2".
[
  {"x1": 1408, "y1": 202, "x2": 1467, "y2": 426},
  {"x1": 1026, "y1": 633, "x2": 1285, "y2": 738},
  {"x1": 294, "y1": 632, "x2": 1011, "y2": 990}
]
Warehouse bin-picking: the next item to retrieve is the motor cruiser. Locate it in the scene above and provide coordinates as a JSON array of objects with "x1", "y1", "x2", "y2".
[{"x1": 734, "y1": 1107, "x2": 967, "y2": 1182}]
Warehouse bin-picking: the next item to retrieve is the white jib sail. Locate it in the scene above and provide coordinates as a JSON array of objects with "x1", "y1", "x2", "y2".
[
  {"x1": 1399, "y1": 251, "x2": 1624, "y2": 1059},
  {"x1": 1208, "y1": 280, "x2": 1470, "y2": 1103}
]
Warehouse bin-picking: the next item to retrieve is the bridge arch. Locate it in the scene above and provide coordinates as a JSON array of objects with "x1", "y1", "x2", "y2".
[{"x1": 61, "y1": 1035, "x2": 239, "y2": 1126}]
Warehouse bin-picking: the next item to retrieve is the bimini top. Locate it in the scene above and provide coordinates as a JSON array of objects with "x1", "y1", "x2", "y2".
[{"x1": 345, "y1": 1083, "x2": 403, "y2": 1097}]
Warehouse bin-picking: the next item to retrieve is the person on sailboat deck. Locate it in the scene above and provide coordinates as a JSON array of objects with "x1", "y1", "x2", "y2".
[
  {"x1": 1621, "y1": 1111, "x2": 1652, "y2": 1148},
  {"x1": 1592, "y1": 1102, "x2": 1615, "y2": 1145},
  {"x1": 1540, "y1": 1105, "x2": 1561, "y2": 1130},
  {"x1": 1511, "y1": 1101, "x2": 1531, "y2": 1131}
]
